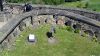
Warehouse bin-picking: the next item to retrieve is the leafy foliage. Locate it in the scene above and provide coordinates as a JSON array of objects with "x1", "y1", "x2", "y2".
[
  {"x1": 66, "y1": 26, "x2": 73, "y2": 32},
  {"x1": 74, "y1": 29, "x2": 80, "y2": 33}
]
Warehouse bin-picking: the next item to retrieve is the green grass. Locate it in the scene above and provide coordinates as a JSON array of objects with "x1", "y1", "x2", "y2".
[
  {"x1": 1, "y1": 24, "x2": 100, "y2": 56},
  {"x1": 87, "y1": 0, "x2": 100, "y2": 12},
  {"x1": 59, "y1": 1, "x2": 86, "y2": 8},
  {"x1": 59, "y1": 0, "x2": 100, "y2": 12}
]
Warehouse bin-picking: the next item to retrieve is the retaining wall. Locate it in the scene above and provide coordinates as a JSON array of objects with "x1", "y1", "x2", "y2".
[{"x1": 0, "y1": 5, "x2": 100, "y2": 51}]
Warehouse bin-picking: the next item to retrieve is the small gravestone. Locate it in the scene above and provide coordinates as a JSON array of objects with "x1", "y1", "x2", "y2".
[{"x1": 28, "y1": 34, "x2": 36, "y2": 42}]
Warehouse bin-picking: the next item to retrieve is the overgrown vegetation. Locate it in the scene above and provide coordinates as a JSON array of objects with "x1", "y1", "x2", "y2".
[
  {"x1": 1, "y1": 24, "x2": 100, "y2": 56},
  {"x1": 6, "y1": 0, "x2": 82, "y2": 5},
  {"x1": 86, "y1": 0, "x2": 100, "y2": 12},
  {"x1": 6, "y1": 0, "x2": 65, "y2": 5},
  {"x1": 6, "y1": 0, "x2": 100, "y2": 11},
  {"x1": 59, "y1": 0, "x2": 100, "y2": 12}
]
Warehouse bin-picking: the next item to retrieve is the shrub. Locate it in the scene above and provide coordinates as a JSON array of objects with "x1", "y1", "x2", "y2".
[
  {"x1": 66, "y1": 26, "x2": 73, "y2": 32},
  {"x1": 74, "y1": 29, "x2": 80, "y2": 33},
  {"x1": 58, "y1": 25, "x2": 73, "y2": 32}
]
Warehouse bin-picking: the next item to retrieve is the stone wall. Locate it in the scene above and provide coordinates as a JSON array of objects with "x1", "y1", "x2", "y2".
[
  {"x1": 0, "y1": 4, "x2": 23, "y2": 22},
  {"x1": 6, "y1": 3, "x2": 100, "y2": 21},
  {"x1": 0, "y1": 5, "x2": 100, "y2": 51}
]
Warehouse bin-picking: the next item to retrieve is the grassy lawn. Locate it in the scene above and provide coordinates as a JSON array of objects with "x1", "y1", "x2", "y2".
[
  {"x1": 87, "y1": 0, "x2": 100, "y2": 12},
  {"x1": 1, "y1": 24, "x2": 100, "y2": 56},
  {"x1": 59, "y1": 0, "x2": 100, "y2": 12},
  {"x1": 59, "y1": 1, "x2": 86, "y2": 8}
]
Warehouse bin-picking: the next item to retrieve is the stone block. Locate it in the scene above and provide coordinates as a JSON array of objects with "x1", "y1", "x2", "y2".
[
  {"x1": 1, "y1": 40, "x2": 8, "y2": 49},
  {"x1": 28, "y1": 34, "x2": 36, "y2": 42}
]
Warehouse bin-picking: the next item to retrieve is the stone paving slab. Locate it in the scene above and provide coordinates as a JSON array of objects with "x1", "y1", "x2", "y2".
[{"x1": 0, "y1": 22, "x2": 6, "y2": 29}]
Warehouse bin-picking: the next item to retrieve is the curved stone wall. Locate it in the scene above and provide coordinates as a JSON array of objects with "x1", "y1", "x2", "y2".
[
  {"x1": 0, "y1": 5, "x2": 100, "y2": 50},
  {"x1": 6, "y1": 3, "x2": 100, "y2": 21}
]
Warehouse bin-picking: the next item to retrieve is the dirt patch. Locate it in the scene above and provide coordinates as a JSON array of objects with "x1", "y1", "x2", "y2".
[{"x1": 48, "y1": 37, "x2": 58, "y2": 44}]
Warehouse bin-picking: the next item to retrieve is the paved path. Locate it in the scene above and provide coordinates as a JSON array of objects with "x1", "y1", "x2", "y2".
[{"x1": 0, "y1": 22, "x2": 6, "y2": 29}]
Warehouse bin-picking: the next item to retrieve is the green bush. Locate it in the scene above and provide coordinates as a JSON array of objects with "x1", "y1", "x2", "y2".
[
  {"x1": 74, "y1": 29, "x2": 80, "y2": 33},
  {"x1": 66, "y1": 26, "x2": 73, "y2": 32},
  {"x1": 58, "y1": 25, "x2": 74, "y2": 32}
]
